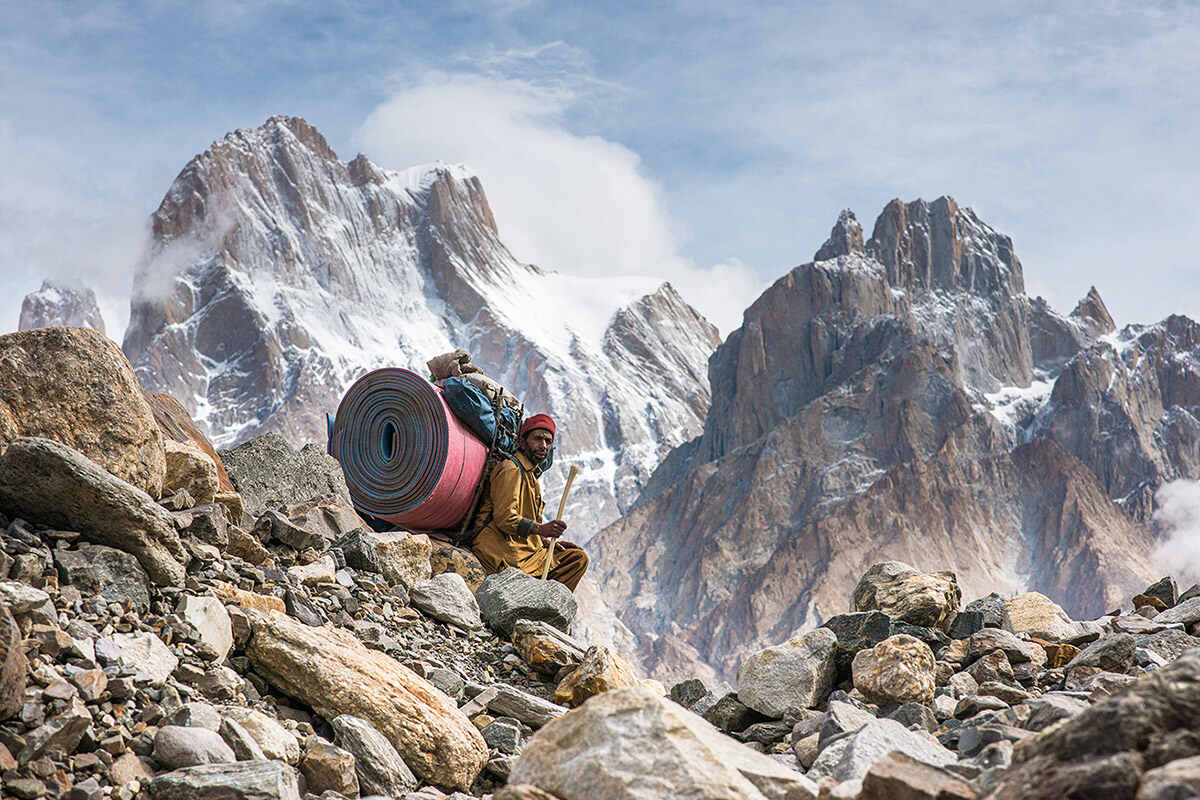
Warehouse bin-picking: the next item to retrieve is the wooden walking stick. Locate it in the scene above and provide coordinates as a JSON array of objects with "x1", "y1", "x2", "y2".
[{"x1": 541, "y1": 464, "x2": 579, "y2": 580}]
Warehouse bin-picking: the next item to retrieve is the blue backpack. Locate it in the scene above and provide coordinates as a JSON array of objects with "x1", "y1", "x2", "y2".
[{"x1": 441, "y1": 377, "x2": 523, "y2": 453}]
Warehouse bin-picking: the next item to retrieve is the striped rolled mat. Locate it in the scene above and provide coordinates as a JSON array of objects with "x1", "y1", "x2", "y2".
[{"x1": 329, "y1": 367, "x2": 488, "y2": 530}]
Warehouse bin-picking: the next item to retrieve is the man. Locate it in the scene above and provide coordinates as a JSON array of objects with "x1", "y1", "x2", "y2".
[{"x1": 471, "y1": 414, "x2": 589, "y2": 591}]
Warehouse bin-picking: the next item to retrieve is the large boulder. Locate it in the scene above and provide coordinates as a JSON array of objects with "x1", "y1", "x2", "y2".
[
  {"x1": 0, "y1": 438, "x2": 188, "y2": 585},
  {"x1": 244, "y1": 610, "x2": 487, "y2": 789},
  {"x1": 985, "y1": 650, "x2": 1200, "y2": 799},
  {"x1": 153, "y1": 726, "x2": 236, "y2": 769},
  {"x1": 1002, "y1": 592, "x2": 1093, "y2": 642},
  {"x1": 853, "y1": 562, "x2": 961, "y2": 631},
  {"x1": 737, "y1": 628, "x2": 837, "y2": 717},
  {"x1": 0, "y1": 605, "x2": 27, "y2": 720},
  {"x1": 145, "y1": 760, "x2": 301, "y2": 800},
  {"x1": 331, "y1": 714, "x2": 418, "y2": 797},
  {"x1": 852, "y1": 634, "x2": 937, "y2": 706},
  {"x1": 508, "y1": 686, "x2": 818, "y2": 799},
  {"x1": 410, "y1": 572, "x2": 483, "y2": 630},
  {"x1": 55, "y1": 543, "x2": 151, "y2": 614},
  {"x1": 476, "y1": 567, "x2": 578, "y2": 636},
  {"x1": 0, "y1": 326, "x2": 166, "y2": 496},
  {"x1": 219, "y1": 433, "x2": 352, "y2": 520},
  {"x1": 809, "y1": 718, "x2": 955, "y2": 782}
]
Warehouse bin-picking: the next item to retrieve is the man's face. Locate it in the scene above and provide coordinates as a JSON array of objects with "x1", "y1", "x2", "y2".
[{"x1": 523, "y1": 428, "x2": 554, "y2": 462}]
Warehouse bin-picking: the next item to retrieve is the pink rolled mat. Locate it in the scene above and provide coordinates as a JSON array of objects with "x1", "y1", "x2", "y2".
[{"x1": 329, "y1": 367, "x2": 488, "y2": 530}]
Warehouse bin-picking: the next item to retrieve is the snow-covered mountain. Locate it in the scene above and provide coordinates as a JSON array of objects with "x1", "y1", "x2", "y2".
[
  {"x1": 593, "y1": 197, "x2": 1200, "y2": 682},
  {"x1": 121, "y1": 116, "x2": 720, "y2": 536},
  {"x1": 19, "y1": 280, "x2": 106, "y2": 335}
]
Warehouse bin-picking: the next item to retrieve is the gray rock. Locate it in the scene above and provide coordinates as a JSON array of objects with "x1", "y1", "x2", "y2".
[
  {"x1": 283, "y1": 588, "x2": 326, "y2": 627},
  {"x1": 219, "y1": 434, "x2": 352, "y2": 520},
  {"x1": 339, "y1": 529, "x2": 381, "y2": 574},
  {"x1": 702, "y1": 692, "x2": 765, "y2": 733},
  {"x1": 819, "y1": 700, "x2": 876, "y2": 749},
  {"x1": 809, "y1": 718, "x2": 955, "y2": 782},
  {"x1": 965, "y1": 593, "x2": 1005, "y2": 628},
  {"x1": 219, "y1": 717, "x2": 267, "y2": 761},
  {"x1": 177, "y1": 595, "x2": 234, "y2": 662},
  {"x1": 487, "y1": 684, "x2": 567, "y2": 729},
  {"x1": 738, "y1": 628, "x2": 837, "y2": 717},
  {"x1": 254, "y1": 509, "x2": 328, "y2": 552},
  {"x1": 0, "y1": 437, "x2": 189, "y2": 586},
  {"x1": 954, "y1": 695, "x2": 1009, "y2": 719},
  {"x1": 112, "y1": 631, "x2": 178, "y2": 685},
  {"x1": 426, "y1": 668, "x2": 465, "y2": 702},
  {"x1": 956, "y1": 724, "x2": 1026, "y2": 758},
  {"x1": 508, "y1": 686, "x2": 818, "y2": 800},
  {"x1": 0, "y1": 580, "x2": 51, "y2": 614},
  {"x1": 144, "y1": 759, "x2": 302, "y2": 799},
  {"x1": 19, "y1": 704, "x2": 92, "y2": 763},
  {"x1": 218, "y1": 707, "x2": 300, "y2": 765},
  {"x1": 1142, "y1": 577, "x2": 1179, "y2": 609},
  {"x1": 476, "y1": 567, "x2": 577, "y2": 636},
  {"x1": 669, "y1": 678, "x2": 711, "y2": 709},
  {"x1": 154, "y1": 725, "x2": 236, "y2": 769},
  {"x1": 1148, "y1": 597, "x2": 1200, "y2": 626},
  {"x1": 331, "y1": 714, "x2": 418, "y2": 796},
  {"x1": 968, "y1": 628, "x2": 1044, "y2": 665},
  {"x1": 56, "y1": 543, "x2": 152, "y2": 613},
  {"x1": 410, "y1": 573, "x2": 483, "y2": 630},
  {"x1": 1065, "y1": 633, "x2": 1136, "y2": 680},
  {"x1": 172, "y1": 504, "x2": 229, "y2": 548},
  {"x1": 1019, "y1": 692, "x2": 1090, "y2": 732},
  {"x1": 1136, "y1": 755, "x2": 1200, "y2": 800},
  {"x1": 887, "y1": 702, "x2": 938, "y2": 731},
  {"x1": 169, "y1": 702, "x2": 223, "y2": 731},
  {"x1": 948, "y1": 611, "x2": 985, "y2": 640},
  {"x1": 482, "y1": 717, "x2": 522, "y2": 754},
  {"x1": 1137, "y1": 629, "x2": 1200, "y2": 663}
]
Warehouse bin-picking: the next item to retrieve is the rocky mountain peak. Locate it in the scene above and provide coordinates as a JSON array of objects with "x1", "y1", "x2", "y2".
[
  {"x1": 1070, "y1": 285, "x2": 1116, "y2": 335},
  {"x1": 866, "y1": 196, "x2": 1024, "y2": 299},
  {"x1": 813, "y1": 209, "x2": 865, "y2": 261},
  {"x1": 18, "y1": 280, "x2": 106, "y2": 336}
]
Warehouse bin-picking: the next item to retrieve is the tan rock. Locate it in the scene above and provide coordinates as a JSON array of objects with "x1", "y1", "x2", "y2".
[
  {"x1": 212, "y1": 582, "x2": 285, "y2": 614},
  {"x1": 555, "y1": 646, "x2": 641, "y2": 707},
  {"x1": 431, "y1": 542, "x2": 488, "y2": 592},
  {"x1": 852, "y1": 634, "x2": 936, "y2": 706},
  {"x1": 245, "y1": 610, "x2": 487, "y2": 789},
  {"x1": 853, "y1": 562, "x2": 961, "y2": 631},
  {"x1": 510, "y1": 686, "x2": 818, "y2": 799},
  {"x1": 513, "y1": 620, "x2": 586, "y2": 677},
  {"x1": 144, "y1": 391, "x2": 235, "y2": 494},
  {"x1": 287, "y1": 554, "x2": 336, "y2": 586},
  {"x1": 301, "y1": 741, "x2": 359, "y2": 796},
  {"x1": 1003, "y1": 593, "x2": 1088, "y2": 642},
  {"x1": 162, "y1": 439, "x2": 219, "y2": 506},
  {"x1": 0, "y1": 327, "x2": 165, "y2": 496},
  {"x1": 376, "y1": 531, "x2": 433, "y2": 589},
  {"x1": 494, "y1": 786, "x2": 565, "y2": 800}
]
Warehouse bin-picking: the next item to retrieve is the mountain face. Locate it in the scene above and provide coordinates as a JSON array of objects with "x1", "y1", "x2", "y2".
[
  {"x1": 593, "y1": 198, "x2": 1197, "y2": 682},
  {"x1": 19, "y1": 280, "x2": 106, "y2": 335},
  {"x1": 121, "y1": 116, "x2": 720, "y2": 537}
]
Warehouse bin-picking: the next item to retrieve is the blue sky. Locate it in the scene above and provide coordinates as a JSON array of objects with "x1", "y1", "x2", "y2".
[{"x1": 2, "y1": 1, "x2": 1199, "y2": 338}]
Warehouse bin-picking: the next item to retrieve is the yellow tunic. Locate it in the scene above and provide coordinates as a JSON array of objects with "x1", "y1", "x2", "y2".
[{"x1": 471, "y1": 451, "x2": 550, "y2": 575}]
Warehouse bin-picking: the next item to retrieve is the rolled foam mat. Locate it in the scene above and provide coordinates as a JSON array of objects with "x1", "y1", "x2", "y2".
[{"x1": 330, "y1": 367, "x2": 488, "y2": 530}]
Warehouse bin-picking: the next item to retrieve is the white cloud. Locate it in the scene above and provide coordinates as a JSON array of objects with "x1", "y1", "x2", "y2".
[
  {"x1": 1151, "y1": 479, "x2": 1200, "y2": 586},
  {"x1": 355, "y1": 74, "x2": 760, "y2": 335}
]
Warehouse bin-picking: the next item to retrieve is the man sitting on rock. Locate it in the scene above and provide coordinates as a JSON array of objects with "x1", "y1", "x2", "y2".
[{"x1": 471, "y1": 414, "x2": 588, "y2": 591}]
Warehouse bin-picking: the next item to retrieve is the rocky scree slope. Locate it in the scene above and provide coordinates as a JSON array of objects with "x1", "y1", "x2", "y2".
[
  {"x1": 594, "y1": 198, "x2": 1200, "y2": 682},
  {"x1": 4, "y1": 326, "x2": 1200, "y2": 800},
  {"x1": 120, "y1": 115, "x2": 720, "y2": 537}
]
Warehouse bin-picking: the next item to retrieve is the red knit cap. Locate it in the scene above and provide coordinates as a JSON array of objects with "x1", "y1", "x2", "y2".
[{"x1": 520, "y1": 413, "x2": 555, "y2": 438}]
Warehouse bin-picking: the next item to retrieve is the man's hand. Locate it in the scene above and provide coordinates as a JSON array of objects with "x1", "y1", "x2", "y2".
[{"x1": 534, "y1": 520, "x2": 567, "y2": 539}]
